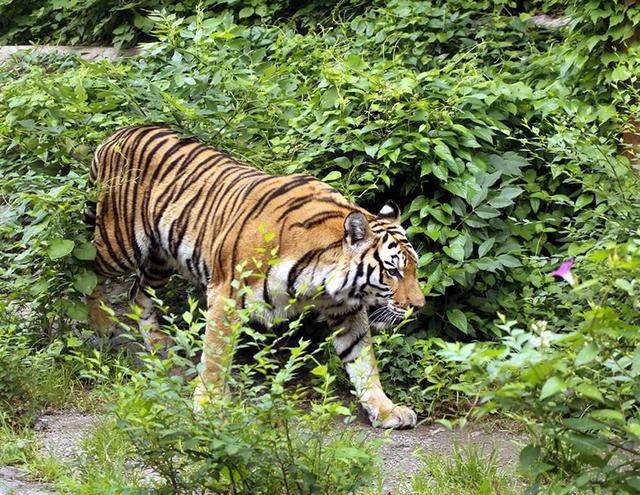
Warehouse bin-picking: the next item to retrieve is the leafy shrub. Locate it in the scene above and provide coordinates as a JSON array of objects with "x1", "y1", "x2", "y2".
[
  {"x1": 106, "y1": 296, "x2": 377, "y2": 494},
  {"x1": 0, "y1": 315, "x2": 73, "y2": 425},
  {"x1": 373, "y1": 331, "x2": 471, "y2": 417},
  {"x1": 439, "y1": 240, "x2": 640, "y2": 492},
  {"x1": 0, "y1": 0, "x2": 359, "y2": 47},
  {"x1": 2, "y1": 2, "x2": 635, "y2": 340}
]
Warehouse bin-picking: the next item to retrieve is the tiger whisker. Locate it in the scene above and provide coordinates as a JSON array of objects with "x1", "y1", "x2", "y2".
[{"x1": 369, "y1": 307, "x2": 387, "y2": 319}]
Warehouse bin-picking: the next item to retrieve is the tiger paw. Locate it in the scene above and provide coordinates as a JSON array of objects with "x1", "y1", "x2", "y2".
[{"x1": 371, "y1": 404, "x2": 417, "y2": 429}]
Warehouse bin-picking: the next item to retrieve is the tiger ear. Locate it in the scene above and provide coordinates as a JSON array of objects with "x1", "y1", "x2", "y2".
[
  {"x1": 344, "y1": 211, "x2": 371, "y2": 246},
  {"x1": 378, "y1": 200, "x2": 401, "y2": 224}
]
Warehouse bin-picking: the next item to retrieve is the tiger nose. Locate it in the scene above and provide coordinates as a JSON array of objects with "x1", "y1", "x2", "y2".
[{"x1": 408, "y1": 295, "x2": 425, "y2": 311}]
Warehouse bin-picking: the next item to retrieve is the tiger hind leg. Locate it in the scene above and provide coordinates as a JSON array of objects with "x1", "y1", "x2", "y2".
[
  {"x1": 130, "y1": 251, "x2": 175, "y2": 355},
  {"x1": 87, "y1": 280, "x2": 117, "y2": 339}
]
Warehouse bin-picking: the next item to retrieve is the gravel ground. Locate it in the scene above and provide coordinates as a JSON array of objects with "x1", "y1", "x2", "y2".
[
  {"x1": 0, "y1": 467, "x2": 55, "y2": 495},
  {"x1": 350, "y1": 413, "x2": 525, "y2": 490},
  {"x1": 0, "y1": 410, "x2": 524, "y2": 495},
  {"x1": 33, "y1": 413, "x2": 99, "y2": 462},
  {"x1": 0, "y1": 412, "x2": 99, "y2": 495}
]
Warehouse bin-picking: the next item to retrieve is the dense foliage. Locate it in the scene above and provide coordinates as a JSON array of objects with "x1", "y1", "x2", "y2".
[
  {"x1": 2, "y1": 1, "x2": 637, "y2": 340},
  {"x1": 440, "y1": 239, "x2": 640, "y2": 492},
  {"x1": 0, "y1": 0, "x2": 310, "y2": 47},
  {"x1": 111, "y1": 303, "x2": 376, "y2": 494}
]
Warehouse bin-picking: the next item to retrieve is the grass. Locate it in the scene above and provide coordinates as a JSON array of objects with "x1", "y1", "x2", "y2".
[
  {"x1": 50, "y1": 417, "x2": 146, "y2": 494},
  {"x1": 0, "y1": 413, "x2": 40, "y2": 465},
  {"x1": 5, "y1": 415, "x2": 146, "y2": 494},
  {"x1": 401, "y1": 444, "x2": 521, "y2": 495}
]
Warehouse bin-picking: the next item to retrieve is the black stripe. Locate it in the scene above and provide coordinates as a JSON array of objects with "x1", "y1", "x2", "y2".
[
  {"x1": 348, "y1": 261, "x2": 365, "y2": 297},
  {"x1": 153, "y1": 151, "x2": 227, "y2": 228},
  {"x1": 276, "y1": 194, "x2": 315, "y2": 221},
  {"x1": 291, "y1": 212, "x2": 344, "y2": 230},
  {"x1": 328, "y1": 304, "x2": 363, "y2": 329},
  {"x1": 286, "y1": 240, "x2": 342, "y2": 296},
  {"x1": 263, "y1": 264, "x2": 272, "y2": 307},
  {"x1": 95, "y1": 222, "x2": 130, "y2": 273},
  {"x1": 339, "y1": 330, "x2": 367, "y2": 361},
  {"x1": 252, "y1": 176, "x2": 317, "y2": 218}
]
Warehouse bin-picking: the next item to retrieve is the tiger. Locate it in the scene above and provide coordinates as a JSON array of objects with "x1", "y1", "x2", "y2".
[{"x1": 87, "y1": 125, "x2": 425, "y2": 429}]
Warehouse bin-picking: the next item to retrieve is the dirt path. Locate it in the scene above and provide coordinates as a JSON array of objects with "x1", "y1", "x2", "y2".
[
  {"x1": 0, "y1": 412, "x2": 98, "y2": 495},
  {"x1": 351, "y1": 414, "x2": 525, "y2": 490},
  {"x1": 0, "y1": 411, "x2": 524, "y2": 494}
]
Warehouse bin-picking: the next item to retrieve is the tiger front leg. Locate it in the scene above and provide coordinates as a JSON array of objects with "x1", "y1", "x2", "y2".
[
  {"x1": 330, "y1": 309, "x2": 417, "y2": 429},
  {"x1": 194, "y1": 285, "x2": 235, "y2": 406}
]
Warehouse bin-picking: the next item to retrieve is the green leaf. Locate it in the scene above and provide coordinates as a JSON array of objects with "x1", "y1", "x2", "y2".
[
  {"x1": 478, "y1": 238, "x2": 495, "y2": 257},
  {"x1": 564, "y1": 417, "x2": 604, "y2": 431},
  {"x1": 322, "y1": 171, "x2": 342, "y2": 182},
  {"x1": 444, "y1": 236, "x2": 465, "y2": 262},
  {"x1": 591, "y1": 409, "x2": 625, "y2": 424},
  {"x1": 568, "y1": 242, "x2": 594, "y2": 256},
  {"x1": 65, "y1": 300, "x2": 88, "y2": 321},
  {"x1": 626, "y1": 478, "x2": 640, "y2": 492},
  {"x1": 73, "y1": 241, "x2": 96, "y2": 261},
  {"x1": 48, "y1": 239, "x2": 75, "y2": 260},
  {"x1": 564, "y1": 432, "x2": 607, "y2": 456},
  {"x1": 497, "y1": 254, "x2": 521, "y2": 268},
  {"x1": 431, "y1": 162, "x2": 448, "y2": 181},
  {"x1": 575, "y1": 193, "x2": 594, "y2": 210},
  {"x1": 434, "y1": 141, "x2": 455, "y2": 166},
  {"x1": 626, "y1": 422, "x2": 640, "y2": 437},
  {"x1": 576, "y1": 383, "x2": 603, "y2": 402},
  {"x1": 66, "y1": 336, "x2": 83, "y2": 348},
  {"x1": 446, "y1": 309, "x2": 468, "y2": 333},
  {"x1": 540, "y1": 376, "x2": 566, "y2": 399},
  {"x1": 475, "y1": 205, "x2": 500, "y2": 219},
  {"x1": 311, "y1": 364, "x2": 328, "y2": 377},
  {"x1": 364, "y1": 143, "x2": 379, "y2": 157},
  {"x1": 73, "y1": 270, "x2": 98, "y2": 295},
  {"x1": 321, "y1": 87, "x2": 340, "y2": 108},
  {"x1": 183, "y1": 311, "x2": 193, "y2": 324},
  {"x1": 489, "y1": 187, "x2": 523, "y2": 208},
  {"x1": 519, "y1": 445, "x2": 540, "y2": 471},
  {"x1": 614, "y1": 278, "x2": 633, "y2": 295},
  {"x1": 575, "y1": 342, "x2": 598, "y2": 366},
  {"x1": 632, "y1": 348, "x2": 640, "y2": 376},
  {"x1": 238, "y1": 7, "x2": 254, "y2": 18},
  {"x1": 611, "y1": 66, "x2": 631, "y2": 82}
]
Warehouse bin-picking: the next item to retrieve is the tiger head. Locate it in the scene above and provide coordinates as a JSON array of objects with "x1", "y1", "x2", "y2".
[{"x1": 334, "y1": 200, "x2": 425, "y2": 326}]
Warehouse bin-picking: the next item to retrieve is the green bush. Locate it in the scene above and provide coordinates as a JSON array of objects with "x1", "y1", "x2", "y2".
[
  {"x1": 0, "y1": 0, "x2": 303, "y2": 47},
  {"x1": 105, "y1": 297, "x2": 377, "y2": 494},
  {"x1": 2, "y1": 2, "x2": 636, "y2": 340},
  {"x1": 0, "y1": 311, "x2": 73, "y2": 425},
  {"x1": 439, "y1": 240, "x2": 640, "y2": 492}
]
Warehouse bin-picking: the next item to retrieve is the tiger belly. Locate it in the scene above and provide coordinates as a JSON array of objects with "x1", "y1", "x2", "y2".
[{"x1": 156, "y1": 214, "x2": 205, "y2": 286}]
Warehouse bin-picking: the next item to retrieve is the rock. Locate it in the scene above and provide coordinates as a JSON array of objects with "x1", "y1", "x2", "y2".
[{"x1": 0, "y1": 46, "x2": 139, "y2": 64}]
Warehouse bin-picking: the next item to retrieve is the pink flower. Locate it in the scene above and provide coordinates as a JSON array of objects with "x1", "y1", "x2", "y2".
[{"x1": 551, "y1": 258, "x2": 576, "y2": 286}]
